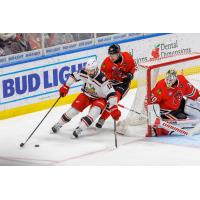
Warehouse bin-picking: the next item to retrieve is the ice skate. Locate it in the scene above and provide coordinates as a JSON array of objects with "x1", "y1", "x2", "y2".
[
  {"x1": 95, "y1": 118, "x2": 105, "y2": 128},
  {"x1": 51, "y1": 122, "x2": 63, "y2": 133},
  {"x1": 72, "y1": 127, "x2": 83, "y2": 138}
]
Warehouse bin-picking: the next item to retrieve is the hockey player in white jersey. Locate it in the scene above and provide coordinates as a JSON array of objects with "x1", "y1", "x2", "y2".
[{"x1": 51, "y1": 58, "x2": 121, "y2": 138}]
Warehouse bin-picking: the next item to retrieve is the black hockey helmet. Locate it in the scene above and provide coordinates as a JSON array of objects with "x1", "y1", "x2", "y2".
[{"x1": 108, "y1": 44, "x2": 121, "y2": 55}]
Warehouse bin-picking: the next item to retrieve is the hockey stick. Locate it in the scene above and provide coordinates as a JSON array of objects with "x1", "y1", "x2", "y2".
[
  {"x1": 118, "y1": 104, "x2": 147, "y2": 118},
  {"x1": 118, "y1": 103, "x2": 196, "y2": 136},
  {"x1": 20, "y1": 96, "x2": 61, "y2": 147},
  {"x1": 114, "y1": 120, "x2": 118, "y2": 148}
]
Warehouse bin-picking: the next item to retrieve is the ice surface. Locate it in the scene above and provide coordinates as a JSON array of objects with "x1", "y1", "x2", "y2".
[{"x1": 1, "y1": 89, "x2": 200, "y2": 165}]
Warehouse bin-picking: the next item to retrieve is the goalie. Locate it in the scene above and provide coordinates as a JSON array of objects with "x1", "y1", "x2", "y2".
[{"x1": 149, "y1": 69, "x2": 200, "y2": 136}]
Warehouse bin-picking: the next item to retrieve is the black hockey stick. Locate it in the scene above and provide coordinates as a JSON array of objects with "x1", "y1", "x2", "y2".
[
  {"x1": 114, "y1": 120, "x2": 118, "y2": 148},
  {"x1": 20, "y1": 96, "x2": 61, "y2": 148}
]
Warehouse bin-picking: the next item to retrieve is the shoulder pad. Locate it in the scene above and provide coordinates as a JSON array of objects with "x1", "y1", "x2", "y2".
[
  {"x1": 177, "y1": 74, "x2": 185, "y2": 80},
  {"x1": 95, "y1": 71, "x2": 108, "y2": 84},
  {"x1": 121, "y1": 52, "x2": 132, "y2": 59},
  {"x1": 156, "y1": 79, "x2": 165, "y2": 87},
  {"x1": 79, "y1": 69, "x2": 87, "y2": 75}
]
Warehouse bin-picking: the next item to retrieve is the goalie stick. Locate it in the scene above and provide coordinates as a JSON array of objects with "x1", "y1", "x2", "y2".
[{"x1": 118, "y1": 104, "x2": 199, "y2": 136}]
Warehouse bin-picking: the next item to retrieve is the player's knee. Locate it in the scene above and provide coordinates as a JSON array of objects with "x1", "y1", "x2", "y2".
[{"x1": 92, "y1": 99, "x2": 107, "y2": 111}]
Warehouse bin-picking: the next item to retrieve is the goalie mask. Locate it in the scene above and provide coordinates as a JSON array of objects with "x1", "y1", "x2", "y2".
[{"x1": 165, "y1": 69, "x2": 177, "y2": 88}]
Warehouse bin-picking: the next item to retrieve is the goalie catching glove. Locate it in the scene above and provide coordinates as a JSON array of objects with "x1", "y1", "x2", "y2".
[{"x1": 59, "y1": 84, "x2": 69, "y2": 97}]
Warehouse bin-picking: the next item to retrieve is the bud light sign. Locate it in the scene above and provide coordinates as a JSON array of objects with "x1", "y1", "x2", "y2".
[{"x1": 0, "y1": 55, "x2": 96, "y2": 107}]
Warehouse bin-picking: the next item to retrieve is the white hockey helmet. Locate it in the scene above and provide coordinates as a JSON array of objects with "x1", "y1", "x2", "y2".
[
  {"x1": 165, "y1": 69, "x2": 177, "y2": 88},
  {"x1": 85, "y1": 58, "x2": 98, "y2": 70},
  {"x1": 85, "y1": 58, "x2": 99, "y2": 78}
]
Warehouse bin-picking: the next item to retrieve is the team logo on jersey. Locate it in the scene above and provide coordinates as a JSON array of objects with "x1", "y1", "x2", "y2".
[
  {"x1": 157, "y1": 89, "x2": 162, "y2": 95},
  {"x1": 85, "y1": 84, "x2": 97, "y2": 96},
  {"x1": 112, "y1": 66, "x2": 125, "y2": 78},
  {"x1": 101, "y1": 63, "x2": 106, "y2": 69},
  {"x1": 180, "y1": 84, "x2": 183, "y2": 88},
  {"x1": 169, "y1": 91, "x2": 173, "y2": 96},
  {"x1": 173, "y1": 91, "x2": 183, "y2": 105}
]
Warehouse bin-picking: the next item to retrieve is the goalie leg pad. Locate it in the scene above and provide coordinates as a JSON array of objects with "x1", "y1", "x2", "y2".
[
  {"x1": 184, "y1": 98, "x2": 200, "y2": 118},
  {"x1": 147, "y1": 104, "x2": 161, "y2": 126}
]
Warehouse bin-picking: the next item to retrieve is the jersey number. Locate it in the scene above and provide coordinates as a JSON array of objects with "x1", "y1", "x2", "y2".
[{"x1": 107, "y1": 83, "x2": 112, "y2": 89}]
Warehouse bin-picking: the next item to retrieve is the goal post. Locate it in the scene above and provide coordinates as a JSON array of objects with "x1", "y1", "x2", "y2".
[{"x1": 118, "y1": 53, "x2": 200, "y2": 137}]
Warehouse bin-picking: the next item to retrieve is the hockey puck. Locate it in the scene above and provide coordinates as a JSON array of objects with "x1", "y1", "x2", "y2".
[
  {"x1": 20, "y1": 143, "x2": 24, "y2": 147},
  {"x1": 34, "y1": 144, "x2": 40, "y2": 147}
]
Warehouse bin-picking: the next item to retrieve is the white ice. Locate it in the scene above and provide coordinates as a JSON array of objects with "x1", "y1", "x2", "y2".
[{"x1": 1, "y1": 89, "x2": 200, "y2": 165}]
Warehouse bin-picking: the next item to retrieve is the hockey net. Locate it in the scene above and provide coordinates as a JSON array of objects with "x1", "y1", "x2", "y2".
[{"x1": 117, "y1": 53, "x2": 200, "y2": 137}]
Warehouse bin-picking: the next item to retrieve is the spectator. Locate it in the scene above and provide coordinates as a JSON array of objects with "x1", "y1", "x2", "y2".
[
  {"x1": 72, "y1": 33, "x2": 94, "y2": 41},
  {"x1": 0, "y1": 33, "x2": 16, "y2": 55},
  {"x1": 45, "y1": 33, "x2": 75, "y2": 47},
  {"x1": 0, "y1": 33, "x2": 32, "y2": 56},
  {"x1": 24, "y1": 33, "x2": 42, "y2": 50},
  {"x1": 96, "y1": 33, "x2": 115, "y2": 37}
]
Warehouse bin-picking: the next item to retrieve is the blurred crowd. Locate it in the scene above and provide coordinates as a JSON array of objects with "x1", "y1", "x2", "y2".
[
  {"x1": 0, "y1": 33, "x2": 31, "y2": 56},
  {"x1": 0, "y1": 33, "x2": 131, "y2": 56}
]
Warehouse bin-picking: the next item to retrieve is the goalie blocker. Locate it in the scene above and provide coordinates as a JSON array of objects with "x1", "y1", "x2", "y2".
[{"x1": 148, "y1": 98, "x2": 200, "y2": 136}]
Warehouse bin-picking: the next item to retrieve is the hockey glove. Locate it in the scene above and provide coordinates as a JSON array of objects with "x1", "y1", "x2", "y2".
[
  {"x1": 59, "y1": 84, "x2": 69, "y2": 97},
  {"x1": 123, "y1": 73, "x2": 134, "y2": 83},
  {"x1": 110, "y1": 105, "x2": 121, "y2": 121}
]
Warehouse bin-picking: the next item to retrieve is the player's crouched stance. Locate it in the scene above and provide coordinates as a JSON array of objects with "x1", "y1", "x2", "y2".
[
  {"x1": 148, "y1": 69, "x2": 200, "y2": 136},
  {"x1": 51, "y1": 58, "x2": 121, "y2": 138}
]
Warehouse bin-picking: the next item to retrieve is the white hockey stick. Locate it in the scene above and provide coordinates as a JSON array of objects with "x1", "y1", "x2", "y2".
[
  {"x1": 118, "y1": 104, "x2": 196, "y2": 136},
  {"x1": 160, "y1": 120, "x2": 189, "y2": 136}
]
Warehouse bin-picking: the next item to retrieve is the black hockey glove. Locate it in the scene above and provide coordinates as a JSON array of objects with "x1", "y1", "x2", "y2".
[{"x1": 123, "y1": 73, "x2": 134, "y2": 83}]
